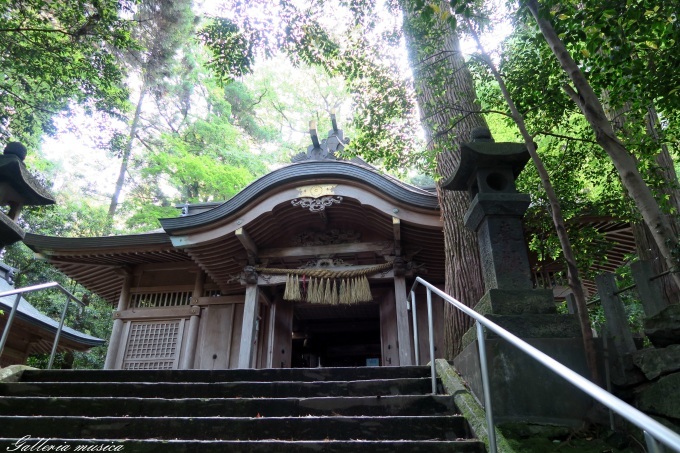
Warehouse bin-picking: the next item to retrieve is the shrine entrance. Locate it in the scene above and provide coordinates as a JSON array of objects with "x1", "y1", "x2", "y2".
[{"x1": 290, "y1": 302, "x2": 381, "y2": 368}]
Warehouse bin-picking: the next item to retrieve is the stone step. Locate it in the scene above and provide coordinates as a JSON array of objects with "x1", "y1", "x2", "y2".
[
  {"x1": 0, "y1": 415, "x2": 471, "y2": 441},
  {"x1": 0, "y1": 394, "x2": 456, "y2": 417},
  {"x1": 0, "y1": 377, "x2": 431, "y2": 398},
  {"x1": 20, "y1": 366, "x2": 431, "y2": 383},
  {"x1": 0, "y1": 438, "x2": 486, "y2": 452}
]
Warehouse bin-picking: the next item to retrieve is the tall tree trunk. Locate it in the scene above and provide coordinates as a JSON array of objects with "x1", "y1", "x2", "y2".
[
  {"x1": 108, "y1": 88, "x2": 147, "y2": 219},
  {"x1": 632, "y1": 106, "x2": 680, "y2": 305},
  {"x1": 468, "y1": 26, "x2": 600, "y2": 383},
  {"x1": 526, "y1": 0, "x2": 680, "y2": 291},
  {"x1": 400, "y1": 1, "x2": 486, "y2": 357}
]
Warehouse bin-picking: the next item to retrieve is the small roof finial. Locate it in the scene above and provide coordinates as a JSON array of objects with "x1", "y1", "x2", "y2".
[
  {"x1": 330, "y1": 109, "x2": 338, "y2": 134},
  {"x1": 309, "y1": 120, "x2": 320, "y2": 148}
]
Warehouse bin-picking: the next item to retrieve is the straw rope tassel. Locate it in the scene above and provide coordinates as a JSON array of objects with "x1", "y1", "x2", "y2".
[
  {"x1": 319, "y1": 278, "x2": 326, "y2": 304},
  {"x1": 339, "y1": 279, "x2": 347, "y2": 304},
  {"x1": 311, "y1": 277, "x2": 317, "y2": 303},
  {"x1": 283, "y1": 274, "x2": 292, "y2": 300},
  {"x1": 323, "y1": 278, "x2": 332, "y2": 304},
  {"x1": 359, "y1": 275, "x2": 372, "y2": 302},
  {"x1": 331, "y1": 279, "x2": 338, "y2": 305},
  {"x1": 356, "y1": 277, "x2": 363, "y2": 304}
]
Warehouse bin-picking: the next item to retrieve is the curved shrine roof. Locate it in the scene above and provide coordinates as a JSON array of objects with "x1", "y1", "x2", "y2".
[
  {"x1": 24, "y1": 158, "x2": 444, "y2": 303},
  {"x1": 160, "y1": 160, "x2": 439, "y2": 234}
]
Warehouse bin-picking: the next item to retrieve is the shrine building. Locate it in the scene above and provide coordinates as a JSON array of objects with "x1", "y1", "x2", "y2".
[{"x1": 24, "y1": 122, "x2": 446, "y2": 370}]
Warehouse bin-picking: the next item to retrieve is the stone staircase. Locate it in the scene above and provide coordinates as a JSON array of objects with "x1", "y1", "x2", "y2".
[{"x1": 0, "y1": 366, "x2": 485, "y2": 452}]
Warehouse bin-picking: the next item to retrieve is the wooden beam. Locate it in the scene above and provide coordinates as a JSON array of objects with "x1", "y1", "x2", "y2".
[
  {"x1": 235, "y1": 227, "x2": 258, "y2": 264},
  {"x1": 393, "y1": 217, "x2": 401, "y2": 256},
  {"x1": 114, "y1": 305, "x2": 199, "y2": 321},
  {"x1": 259, "y1": 241, "x2": 392, "y2": 259},
  {"x1": 254, "y1": 268, "x2": 412, "y2": 286},
  {"x1": 195, "y1": 295, "x2": 244, "y2": 306}
]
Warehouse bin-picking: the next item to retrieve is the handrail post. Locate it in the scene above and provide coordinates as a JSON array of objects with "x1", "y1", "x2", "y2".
[
  {"x1": 48, "y1": 294, "x2": 72, "y2": 369},
  {"x1": 426, "y1": 287, "x2": 436, "y2": 394},
  {"x1": 0, "y1": 293, "x2": 23, "y2": 361},
  {"x1": 477, "y1": 321, "x2": 497, "y2": 453},
  {"x1": 411, "y1": 290, "x2": 420, "y2": 365},
  {"x1": 645, "y1": 431, "x2": 664, "y2": 453}
]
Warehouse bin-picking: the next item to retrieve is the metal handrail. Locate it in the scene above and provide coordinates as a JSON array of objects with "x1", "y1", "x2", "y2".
[
  {"x1": 408, "y1": 276, "x2": 680, "y2": 453},
  {"x1": 0, "y1": 282, "x2": 87, "y2": 369}
]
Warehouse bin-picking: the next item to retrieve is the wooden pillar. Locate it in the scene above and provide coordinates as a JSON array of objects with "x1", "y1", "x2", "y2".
[
  {"x1": 181, "y1": 270, "x2": 205, "y2": 369},
  {"x1": 393, "y1": 275, "x2": 413, "y2": 366},
  {"x1": 238, "y1": 283, "x2": 260, "y2": 368},
  {"x1": 104, "y1": 272, "x2": 131, "y2": 369},
  {"x1": 380, "y1": 288, "x2": 399, "y2": 366}
]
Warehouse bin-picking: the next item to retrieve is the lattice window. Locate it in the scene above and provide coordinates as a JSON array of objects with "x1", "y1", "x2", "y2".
[
  {"x1": 122, "y1": 320, "x2": 184, "y2": 370},
  {"x1": 123, "y1": 361, "x2": 175, "y2": 370},
  {"x1": 129, "y1": 291, "x2": 192, "y2": 308}
]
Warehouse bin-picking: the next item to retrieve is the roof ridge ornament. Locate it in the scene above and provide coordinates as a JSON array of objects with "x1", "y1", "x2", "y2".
[{"x1": 291, "y1": 111, "x2": 350, "y2": 163}]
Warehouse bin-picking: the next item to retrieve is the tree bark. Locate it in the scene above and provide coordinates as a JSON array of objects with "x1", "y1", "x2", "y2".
[
  {"x1": 631, "y1": 106, "x2": 680, "y2": 305},
  {"x1": 108, "y1": 87, "x2": 147, "y2": 219},
  {"x1": 526, "y1": 0, "x2": 680, "y2": 291},
  {"x1": 400, "y1": 1, "x2": 486, "y2": 356},
  {"x1": 468, "y1": 25, "x2": 600, "y2": 383}
]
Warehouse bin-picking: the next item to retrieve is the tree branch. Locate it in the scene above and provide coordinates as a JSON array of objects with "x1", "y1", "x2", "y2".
[{"x1": 535, "y1": 130, "x2": 598, "y2": 144}]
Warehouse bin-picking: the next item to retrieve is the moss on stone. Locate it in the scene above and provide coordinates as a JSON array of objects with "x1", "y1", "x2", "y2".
[{"x1": 435, "y1": 359, "x2": 516, "y2": 453}]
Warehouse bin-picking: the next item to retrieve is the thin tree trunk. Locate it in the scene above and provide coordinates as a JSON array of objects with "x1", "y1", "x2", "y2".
[
  {"x1": 108, "y1": 88, "x2": 147, "y2": 219},
  {"x1": 604, "y1": 100, "x2": 680, "y2": 306},
  {"x1": 526, "y1": 0, "x2": 680, "y2": 291},
  {"x1": 468, "y1": 25, "x2": 600, "y2": 383},
  {"x1": 631, "y1": 106, "x2": 680, "y2": 305},
  {"x1": 401, "y1": 1, "x2": 486, "y2": 357}
]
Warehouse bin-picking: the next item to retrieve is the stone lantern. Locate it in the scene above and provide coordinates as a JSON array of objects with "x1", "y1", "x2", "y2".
[
  {"x1": 0, "y1": 142, "x2": 55, "y2": 249},
  {"x1": 443, "y1": 127, "x2": 533, "y2": 291},
  {"x1": 444, "y1": 128, "x2": 592, "y2": 426}
]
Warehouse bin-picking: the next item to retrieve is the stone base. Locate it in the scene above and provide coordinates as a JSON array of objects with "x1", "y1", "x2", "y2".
[
  {"x1": 461, "y1": 312, "x2": 582, "y2": 350},
  {"x1": 473, "y1": 289, "x2": 556, "y2": 315},
  {"x1": 645, "y1": 304, "x2": 680, "y2": 347},
  {"x1": 634, "y1": 372, "x2": 680, "y2": 420},
  {"x1": 454, "y1": 337, "x2": 593, "y2": 426}
]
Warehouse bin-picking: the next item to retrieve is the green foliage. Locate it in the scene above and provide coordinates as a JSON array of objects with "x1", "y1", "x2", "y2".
[
  {"x1": 0, "y1": 0, "x2": 137, "y2": 147},
  {"x1": 198, "y1": 17, "x2": 257, "y2": 84},
  {"x1": 129, "y1": 0, "x2": 196, "y2": 86},
  {"x1": 464, "y1": 0, "x2": 680, "y2": 280},
  {"x1": 497, "y1": 0, "x2": 680, "y2": 213},
  {"x1": 223, "y1": 82, "x2": 277, "y2": 142},
  {"x1": 202, "y1": 0, "x2": 424, "y2": 173},
  {"x1": 122, "y1": 66, "x2": 270, "y2": 231}
]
